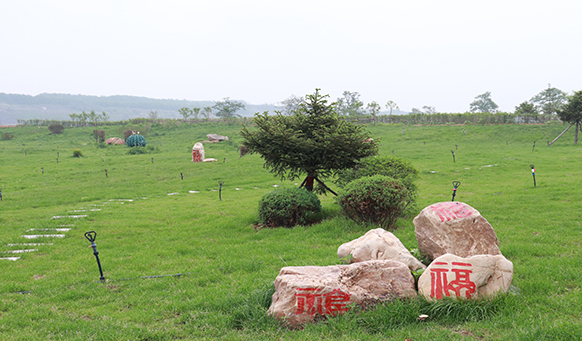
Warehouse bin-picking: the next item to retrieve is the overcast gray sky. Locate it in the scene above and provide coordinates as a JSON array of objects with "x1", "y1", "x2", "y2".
[{"x1": 1, "y1": 0, "x2": 581, "y2": 113}]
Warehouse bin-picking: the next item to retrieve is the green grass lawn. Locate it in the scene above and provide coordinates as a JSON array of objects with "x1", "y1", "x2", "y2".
[{"x1": 0, "y1": 121, "x2": 581, "y2": 340}]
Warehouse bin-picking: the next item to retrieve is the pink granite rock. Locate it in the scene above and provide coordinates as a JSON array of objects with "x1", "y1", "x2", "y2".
[
  {"x1": 418, "y1": 253, "x2": 513, "y2": 301},
  {"x1": 337, "y1": 228, "x2": 426, "y2": 271},
  {"x1": 268, "y1": 260, "x2": 416, "y2": 327},
  {"x1": 414, "y1": 202, "x2": 501, "y2": 260}
]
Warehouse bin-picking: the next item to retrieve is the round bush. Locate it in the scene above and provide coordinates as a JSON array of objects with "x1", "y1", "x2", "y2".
[
  {"x1": 72, "y1": 149, "x2": 83, "y2": 157},
  {"x1": 338, "y1": 175, "x2": 408, "y2": 229},
  {"x1": 335, "y1": 156, "x2": 419, "y2": 212},
  {"x1": 258, "y1": 187, "x2": 321, "y2": 228},
  {"x1": 126, "y1": 134, "x2": 146, "y2": 147},
  {"x1": 48, "y1": 124, "x2": 65, "y2": 134}
]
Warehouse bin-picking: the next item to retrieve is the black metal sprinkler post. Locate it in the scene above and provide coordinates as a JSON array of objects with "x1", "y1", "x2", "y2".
[
  {"x1": 218, "y1": 181, "x2": 224, "y2": 201},
  {"x1": 530, "y1": 164, "x2": 536, "y2": 188},
  {"x1": 532, "y1": 141, "x2": 536, "y2": 152},
  {"x1": 84, "y1": 231, "x2": 105, "y2": 282},
  {"x1": 181, "y1": 172, "x2": 183, "y2": 180},
  {"x1": 451, "y1": 181, "x2": 461, "y2": 201},
  {"x1": 451, "y1": 150, "x2": 456, "y2": 163}
]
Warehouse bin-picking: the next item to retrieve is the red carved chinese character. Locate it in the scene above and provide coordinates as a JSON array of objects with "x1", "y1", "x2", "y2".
[
  {"x1": 430, "y1": 262, "x2": 476, "y2": 299},
  {"x1": 430, "y1": 202, "x2": 473, "y2": 222},
  {"x1": 295, "y1": 288, "x2": 351, "y2": 315}
]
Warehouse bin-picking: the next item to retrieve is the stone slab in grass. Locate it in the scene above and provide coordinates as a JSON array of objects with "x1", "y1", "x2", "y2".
[
  {"x1": 268, "y1": 260, "x2": 416, "y2": 328},
  {"x1": 6, "y1": 243, "x2": 53, "y2": 246},
  {"x1": 414, "y1": 202, "x2": 501, "y2": 260},
  {"x1": 418, "y1": 253, "x2": 513, "y2": 301},
  {"x1": 21, "y1": 234, "x2": 65, "y2": 239},
  {"x1": 0, "y1": 257, "x2": 20, "y2": 261},
  {"x1": 51, "y1": 215, "x2": 87, "y2": 219},
  {"x1": 3, "y1": 249, "x2": 38, "y2": 254},
  {"x1": 26, "y1": 228, "x2": 71, "y2": 232}
]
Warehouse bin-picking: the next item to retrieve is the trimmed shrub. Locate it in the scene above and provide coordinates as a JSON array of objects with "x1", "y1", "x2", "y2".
[
  {"x1": 126, "y1": 134, "x2": 146, "y2": 147},
  {"x1": 48, "y1": 124, "x2": 65, "y2": 134},
  {"x1": 93, "y1": 130, "x2": 105, "y2": 142},
  {"x1": 337, "y1": 175, "x2": 408, "y2": 229},
  {"x1": 72, "y1": 149, "x2": 83, "y2": 157},
  {"x1": 258, "y1": 187, "x2": 321, "y2": 228},
  {"x1": 1, "y1": 132, "x2": 14, "y2": 140},
  {"x1": 335, "y1": 156, "x2": 419, "y2": 212}
]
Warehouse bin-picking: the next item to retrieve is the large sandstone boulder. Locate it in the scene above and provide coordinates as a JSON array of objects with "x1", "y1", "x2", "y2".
[
  {"x1": 337, "y1": 228, "x2": 426, "y2": 271},
  {"x1": 418, "y1": 253, "x2": 513, "y2": 301},
  {"x1": 414, "y1": 202, "x2": 501, "y2": 260},
  {"x1": 268, "y1": 260, "x2": 416, "y2": 327}
]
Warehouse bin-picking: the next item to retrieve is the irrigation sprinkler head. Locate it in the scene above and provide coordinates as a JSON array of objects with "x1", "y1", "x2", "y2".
[
  {"x1": 451, "y1": 181, "x2": 461, "y2": 201},
  {"x1": 218, "y1": 181, "x2": 224, "y2": 201},
  {"x1": 84, "y1": 231, "x2": 105, "y2": 282}
]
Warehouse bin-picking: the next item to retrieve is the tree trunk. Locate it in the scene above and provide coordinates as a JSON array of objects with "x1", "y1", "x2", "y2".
[{"x1": 548, "y1": 122, "x2": 575, "y2": 146}]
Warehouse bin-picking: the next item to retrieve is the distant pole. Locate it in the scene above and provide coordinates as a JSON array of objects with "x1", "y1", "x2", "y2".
[
  {"x1": 530, "y1": 164, "x2": 536, "y2": 188},
  {"x1": 180, "y1": 172, "x2": 183, "y2": 180},
  {"x1": 219, "y1": 181, "x2": 224, "y2": 201},
  {"x1": 223, "y1": 158, "x2": 226, "y2": 163},
  {"x1": 151, "y1": 158, "x2": 153, "y2": 164},
  {"x1": 451, "y1": 150, "x2": 456, "y2": 163},
  {"x1": 0, "y1": 188, "x2": 2, "y2": 201},
  {"x1": 41, "y1": 167, "x2": 44, "y2": 174},
  {"x1": 451, "y1": 181, "x2": 461, "y2": 201},
  {"x1": 105, "y1": 169, "x2": 108, "y2": 178},
  {"x1": 532, "y1": 141, "x2": 536, "y2": 152}
]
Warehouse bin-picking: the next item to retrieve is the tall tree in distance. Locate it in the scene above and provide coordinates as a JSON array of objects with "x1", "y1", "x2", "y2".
[
  {"x1": 192, "y1": 107, "x2": 201, "y2": 120},
  {"x1": 366, "y1": 101, "x2": 381, "y2": 124},
  {"x1": 336, "y1": 91, "x2": 364, "y2": 116},
  {"x1": 240, "y1": 89, "x2": 378, "y2": 194},
  {"x1": 203, "y1": 106, "x2": 212, "y2": 121},
  {"x1": 280, "y1": 95, "x2": 304, "y2": 115},
  {"x1": 470, "y1": 92, "x2": 499, "y2": 113},
  {"x1": 213, "y1": 98, "x2": 246, "y2": 118},
  {"x1": 385, "y1": 100, "x2": 399, "y2": 123},
  {"x1": 550, "y1": 90, "x2": 582, "y2": 145},
  {"x1": 530, "y1": 84, "x2": 567, "y2": 115},
  {"x1": 178, "y1": 107, "x2": 192, "y2": 120}
]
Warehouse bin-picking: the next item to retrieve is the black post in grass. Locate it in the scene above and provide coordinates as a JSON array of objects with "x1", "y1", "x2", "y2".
[
  {"x1": 56, "y1": 158, "x2": 58, "y2": 164},
  {"x1": 180, "y1": 172, "x2": 183, "y2": 180},
  {"x1": 219, "y1": 181, "x2": 224, "y2": 201},
  {"x1": 105, "y1": 169, "x2": 108, "y2": 178},
  {"x1": 151, "y1": 158, "x2": 153, "y2": 164},
  {"x1": 84, "y1": 231, "x2": 105, "y2": 282},
  {"x1": 0, "y1": 188, "x2": 3, "y2": 201},
  {"x1": 451, "y1": 150, "x2": 456, "y2": 163},
  {"x1": 532, "y1": 141, "x2": 536, "y2": 152},
  {"x1": 530, "y1": 164, "x2": 536, "y2": 188},
  {"x1": 455, "y1": 144, "x2": 458, "y2": 150},
  {"x1": 41, "y1": 167, "x2": 44, "y2": 174},
  {"x1": 451, "y1": 181, "x2": 461, "y2": 201}
]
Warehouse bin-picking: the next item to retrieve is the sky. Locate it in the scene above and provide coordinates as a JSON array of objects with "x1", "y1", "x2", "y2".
[{"x1": 1, "y1": 0, "x2": 581, "y2": 113}]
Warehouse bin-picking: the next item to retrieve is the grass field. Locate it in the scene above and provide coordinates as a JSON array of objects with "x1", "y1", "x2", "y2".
[{"x1": 0, "y1": 121, "x2": 581, "y2": 340}]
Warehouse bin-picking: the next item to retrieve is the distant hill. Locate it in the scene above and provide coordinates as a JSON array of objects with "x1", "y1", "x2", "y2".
[{"x1": 0, "y1": 93, "x2": 279, "y2": 125}]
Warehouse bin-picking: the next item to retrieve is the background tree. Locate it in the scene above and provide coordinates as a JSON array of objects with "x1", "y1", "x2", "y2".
[
  {"x1": 69, "y1": 113, "x2": 78, "y2": 127},
  {"x1": 470, "y1": 92, "x2": 499, "y2": 113},
  {"x1": 203, "y1": 106, "x2": 212, "y2": 120},
  {"x1": 192, "y1": 107, "x2": 201, "y2": 120},
  {"x1": 240, "y1": 89, "x2": 378, "y2": 195},
  {"x1": 514, "y1": 101, "x2": 537, "y2": 115},
  {"x1": 148, "y1": 110, "x2": 159, "y2": 120},
  {"x1": 178, "y1": 107, "x2": 192, "y2": 120},
  {"x1": 213, "y1": 98, "x2": 246, "y2": 118},
  {"x1": 336, "y1": 91, "x2": 364, "y2": 116},
  {"x1": 410, "y1": 108, "x2": 423, "y2": 114},
  {"x1": 280, "y1": 95, "x2": 304, "y2": 115},
  {"x1": 101, "y1": 111, "x2": 110, "y2": 124},
  {"x1": 422, "y1": 106, "x2": 436, "y2": 114},
  {"x1": 530, "y1": 84, "x2": 567, "y2": 115},
  {"x1": 88, "y1": 110, "x2": 99, "y2": 126},
  {"x1": 366, "y1": 101, "x2": 381, "y2": 117},
  {"x1": 550, "y1": 91, "x2": 582, "y2": 145}
]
